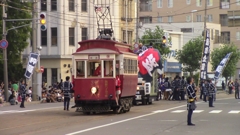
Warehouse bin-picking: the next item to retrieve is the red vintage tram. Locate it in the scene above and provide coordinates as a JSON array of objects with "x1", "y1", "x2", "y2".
[{"x1": 72, "y1": 39, "x2": 138, "y2": 114}]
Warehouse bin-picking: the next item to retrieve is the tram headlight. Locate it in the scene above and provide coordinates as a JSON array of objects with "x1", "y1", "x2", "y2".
[
  {"x1": 137, "y1": 86, "x2": 139, "y2": 90},
  {"x1": 91, "y1": 87, "x2": 97, "y2": 94}
]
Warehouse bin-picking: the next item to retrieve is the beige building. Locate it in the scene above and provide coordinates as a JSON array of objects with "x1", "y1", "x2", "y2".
[
  {"x1": 119, "y1": 0, "x2": 137, "y2": 44},
  {"x1": 22, "y1": 0, "x2": 122, "y2": 86},
  {"x1": 139, "y1": 0, "x2": 240, "y2": 77},
  {"x1": 138, "y1": 22, "x2": 222, "y2": 76}
]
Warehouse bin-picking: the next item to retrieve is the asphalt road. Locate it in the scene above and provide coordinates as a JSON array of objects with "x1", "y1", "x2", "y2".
[{"x1": 0, "y1": 94, "x2": 239, "y2": 135}]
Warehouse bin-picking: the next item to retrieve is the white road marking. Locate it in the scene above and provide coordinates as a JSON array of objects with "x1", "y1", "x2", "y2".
[
  {"x1": 209, "y1": 110, "x2": 222, "y2": 113},
  {"x1": 0, "y1": 106, "x2": 62, "y2": 115},
  {"x1": 152, "y1": 110, "x2": 167, "y2": 113},
  {"x1": 171, "y1": 110, "x2": 186, "y2": 113},
  {"x1": 212, "y1": 103, "x2": 228, "y2": 104},
  {"x1": 193, "y1": 110, "x2": 204, "y2": 113},
  {"x1": 228, "y1": 110, "x2": 240, "y2": 114},
  {"x1": 160, "y1": 120, "x2": 177, "y2": 122}
]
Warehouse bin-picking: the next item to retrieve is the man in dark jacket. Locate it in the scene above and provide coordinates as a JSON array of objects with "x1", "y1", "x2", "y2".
[
  {"x1": 62, "y1": 76, "x2": 73, "y2": 111},
  {"x1": 20, "y1": 80, "x2": 26, "y2": 108}
]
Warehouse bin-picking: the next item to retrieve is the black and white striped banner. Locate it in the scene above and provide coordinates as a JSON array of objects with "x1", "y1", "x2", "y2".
[
  {"x1": 214, "y1": 52, "x2": 232, "y2": 80},
  {"x1": 200, "y1": 29, "x2": 210, "y2": 80},
  {"x1": 24, "y1": 53, "x2": 39, "y2": 79}
]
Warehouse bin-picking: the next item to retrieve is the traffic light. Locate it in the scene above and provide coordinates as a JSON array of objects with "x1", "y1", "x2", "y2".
[
  {"x1": 40, "y1": 12, "x2": 47, "y2": 31},
  {"x1": 162, "y1": 36, "x2": 167, "y2": 47}
]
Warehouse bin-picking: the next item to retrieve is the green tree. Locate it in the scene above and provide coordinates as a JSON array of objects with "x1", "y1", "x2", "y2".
[
  {"x1": 0, "y1": 1, "x2": 32, "y2": 81},
  {"x1": 210, "y1": 44, "x2": 240, "y2": 83},
  {"x1": 139, "y1": 26, "x2": 171, "y2": 56},
  {"x1": 175, "y1": 36, "x2": 203, "y2": 76}
]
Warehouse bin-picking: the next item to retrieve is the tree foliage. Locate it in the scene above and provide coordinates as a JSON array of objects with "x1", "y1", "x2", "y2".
[
  {"x1": 175, "y1": 37, "x2": 204, "y2": 75},
  {"x1": 139, "y1": 26, "x2": 171, "y2": 56},
  {"x1": 210, "y1": 44, "x2": 240, "y2": 81},
  {"x1": 0, "y1": 1, "x2": 31, "y2": 81}
]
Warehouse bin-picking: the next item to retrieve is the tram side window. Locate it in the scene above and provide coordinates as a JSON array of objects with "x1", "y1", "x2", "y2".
[
  {"x1": 87, "y1": 61, "x2": 101, "y2": 77},
  {"x1": 76, "y1": 61, "x2": 85, "y2": 77},
  {"x1": 104, "y1": 60, "x2": 113, "y2": 77},
  {"x1": 124, "y1": 59, "x2": 138, "y2": 74}
]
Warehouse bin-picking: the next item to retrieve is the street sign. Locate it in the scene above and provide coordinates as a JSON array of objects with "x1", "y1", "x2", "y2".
[{"x1": 0, "y1": 39, "x2": 9, "y2": 49}]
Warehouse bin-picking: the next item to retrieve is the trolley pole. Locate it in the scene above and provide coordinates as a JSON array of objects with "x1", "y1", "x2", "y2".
[
  {"x1": 32, "y1": 1, "x2": 38, "y2": 101},
  {"x1": 2, "y1": 0, "x2": 9, "y2": 101},
  {"x1": 136, "y1": 0, "x2": 139, "y2": 43},
  {"x1": 125, "y1": 0, "x2": 128, "y2": 43}
]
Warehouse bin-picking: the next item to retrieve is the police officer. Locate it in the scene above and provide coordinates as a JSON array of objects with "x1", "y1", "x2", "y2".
[
  {"x1": 208, "y1": 79, "x2": 215, "y2": 107},
  {"x1": 202, "y1": 80, "x2": 208, "y2": 102},
  {"x1": 20, "y1": 80, "x2": 26, "y2": 108},
  {"x1": 186, "y1": 77, "x2": 197, "y2": 126},
  {"x1": 234, "y1": 79, "x2": 239, "y2": 99},
  {"x1": 173, "y1": 75, "x2": 181, "y2": 100},
  {"x1": 180, "y1": 76, "x2": 186, "y2": 100},
  {"x1": 62, "y1": 76, "x2": 73, "y2": 111}
]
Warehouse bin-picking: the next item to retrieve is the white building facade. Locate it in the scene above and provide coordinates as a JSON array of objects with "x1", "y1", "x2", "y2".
[{"x1": 22, "y1": 0, "x2": 120, "y2": 86}]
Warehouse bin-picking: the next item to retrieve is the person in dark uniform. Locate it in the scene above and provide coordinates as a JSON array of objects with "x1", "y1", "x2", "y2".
[
  {"x1": 20, "y1": 80, "x2": 26, "y2": 108},
  {"x1": 202, "y1": 80, "x2": 208, "y2": 102},
  {"x1": 180, "y1": 76, "x2": 186, "y2": 100},
  {"x1": 234, "y1": 79, "x2": 239, "y2": 99},
  {"x1": 186, "y1": 77, "x2": 197, "y2": 126},
  {"x1": 62, "y1": 76, "x2": 73, "y2": 111},
  {"x1": 208, "y1": 79, "x2": 215, "y2": 107},
  {"x1": 199, "y1": 80, "x2": 204, "y2": 99}
]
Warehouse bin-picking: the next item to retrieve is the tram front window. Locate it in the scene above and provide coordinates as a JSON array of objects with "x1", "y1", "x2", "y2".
[
  {"x1": 76, "y1": 61, "x2": 85, "y2": 77},
  {"x1": 104, "y1": 60, "x2": 113, "y2": 77}
]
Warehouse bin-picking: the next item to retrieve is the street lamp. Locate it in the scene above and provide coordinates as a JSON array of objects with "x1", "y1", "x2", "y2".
[{"x1": 191, "y1": 10, "x2": 197, "y2": 36}]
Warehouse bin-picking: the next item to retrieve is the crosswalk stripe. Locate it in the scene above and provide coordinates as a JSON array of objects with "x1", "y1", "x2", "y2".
[
  {"x1": 193, "y1": 110, "x2": 204, "y2": 113},
  {"x1": 171, "y1": 110, "x2": 186, "y2": 113},
  {"x1": 228, "y1": 110, "x2": 240, "y2": 114},
  {"x1": 209, "y1": 110, "x2": 222, "y2": 113}
]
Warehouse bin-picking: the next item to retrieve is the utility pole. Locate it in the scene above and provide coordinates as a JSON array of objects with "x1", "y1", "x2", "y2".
[
  {"x1": 32, "y1": 1, "x2": 38, "y2": 101},
  {"x1": 125, "y1": 0, "x2": 128, "y2": 43},
  {"x1": 135, "y1": 0, "x2": 139, "y2": 43},
  {"x1": 2, "y1": 0, "x2": 9, "y2": 101}
]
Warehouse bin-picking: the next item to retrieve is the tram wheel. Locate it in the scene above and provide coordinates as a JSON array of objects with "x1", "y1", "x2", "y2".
[{"x1": 83, "y1": 112, "x2": 90, "y2": 115}]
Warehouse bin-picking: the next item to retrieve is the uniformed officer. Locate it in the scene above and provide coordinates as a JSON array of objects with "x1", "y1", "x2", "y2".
[
  {"x1": 202, "y1": 80, "x2": 208, "y2": 102},
  {"x1": 208, "y1": 79, "x2": 215, "y2": 107},
  {"x1": 234, "y1": 79, "x2": 239, "y2": 99},
  {"x1": 186, "y1": 77, "x2": 197, "y2": 126},
  {"x1": 180, "y1": 76, "x2": 186, "y2": 100},
  {"x1": 20, "y1": 80, "x2": 26, "y2": 108}
]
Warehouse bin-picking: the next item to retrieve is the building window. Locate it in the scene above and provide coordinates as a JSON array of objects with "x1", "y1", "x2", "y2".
[
  {"x1": 220, "y1": 14, "x2": 228, "y2": 26},
  {"x1": 186, "y1": 15, "x2": 191, "y2": 22},
  {"x1": 51, "y1": 0, "x2": 57, "y2": 11},
  {"x1": 140, "y1": 17, "x2": 152, "y2": 24},
  {"x1": 157, "y1": 16, "x2": 162, "y2": 23},
  {"x1": 237, "y1": 32, "x2": 240, "y2": 40},
  {"x1": 196, "y1": 0, "x2": 202, "y2": 7},
  {"x1": 207, "y1": 0, "x2": 213, "y2": 6},
  {"x1": 220, "y1": 0, "x2": 230, "y2": 9},
  {"x1": 69, "y1": 28, "x2": 75, "y2": 46},
  {"x1": 122, "y1": 31, "x2": 133, "y2": 44},
  {"x1": 82, "y1": 28, "x2": 88, "y2": 41},
  {"x1": 41, "y1": 0, "x2": 47, "y2": 11},
  {"x1": 168, "y1": 16, "x2": 173, "y2": 23},
  {"x1": 51, "y1": 28, "x2": 57, "y2": 46},
  {"x1": 181, "y1": 28, "x2": 193, "y2": 33},
  {"x1": 140, "y1": 0, "x2": 152, "y2": 11},
  {"x1": 186, "y1": 0, "x2": 191, "y2": 4},
  {"x1": 237, "y1": 0, "x2": 240, "y2": 5},
  {"x1": 122, "y1": 0, "x2": 133, "y2": 18},
  {"x1": 221, "y1": 31, "x2": 230, "y2": 44},
  {"x1": 69, "y1": 0, "x2": 75, "y2": 11},
  {"x1": 42, "y1": 68, "x2": 47, "y2": 83},
  {"x1": 51, "y1": 68, "x2": 58, "y2": 84},
  {"x1": 41, "y1": 30, "x2": 47, "y2": 46},
  {"x1": 207, "y1": 14, "x2": 213, "y2": 22},
  {"x1": 157, "y1": 0, "x2": 163, "y2": 8},
  {"x1": 211, "y1": 29, "x2": 214, "y2": 40},
  {"x1": 196, "y1": 15, "x2": 202, "y2": 22},
  {"x1": 168, "y1": 0, "x2": 173, "y2": 8},
  {"x1": 81, "y1": 0, "x2": 87, "y2": 12}
]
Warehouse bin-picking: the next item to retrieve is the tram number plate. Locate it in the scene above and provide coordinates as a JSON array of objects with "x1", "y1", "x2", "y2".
[
  {"x1": 136, "y1": 95, "x2": 141, "y2": 100},
  {"x1": 89, "y1": 55, "x2": 99, "y2": 60}
]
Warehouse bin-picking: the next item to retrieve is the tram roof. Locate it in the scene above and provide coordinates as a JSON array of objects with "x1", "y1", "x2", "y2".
[{"x1": 72, "y1": 39, "x2": 135, "y2": 55}]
